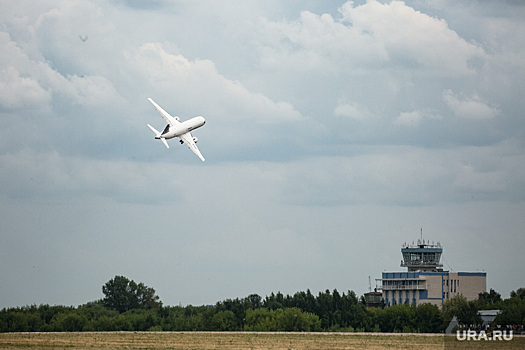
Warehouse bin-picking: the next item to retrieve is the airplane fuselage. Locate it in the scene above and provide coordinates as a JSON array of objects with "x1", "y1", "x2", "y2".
[
  {"x1": 147, "y1": 98, "x2": 206, "y2": 161},
  {"x1": 156, "y1": 116, "x2": 206, "y2": 140}
]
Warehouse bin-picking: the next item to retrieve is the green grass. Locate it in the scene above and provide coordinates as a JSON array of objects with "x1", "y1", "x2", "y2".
[{"x1": 0, "y1": 332, "x2": 523, "y2": 350}]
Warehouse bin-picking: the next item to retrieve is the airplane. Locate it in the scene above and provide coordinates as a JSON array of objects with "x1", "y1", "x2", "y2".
[{"x1": 146, "y1": 98, "x2": 206, "y2": 162}]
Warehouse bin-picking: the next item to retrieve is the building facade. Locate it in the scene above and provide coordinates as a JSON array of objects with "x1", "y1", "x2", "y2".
[
  {"x1": 363, "y1": 291, "x2": 383, "y2": 308},
  {"x1": 377, "y1": 240, "x2": 486, "y2": 308}
]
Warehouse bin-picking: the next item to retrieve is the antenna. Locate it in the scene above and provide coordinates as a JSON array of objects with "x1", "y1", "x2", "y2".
[
  {"x1": 420, "y1": 227, "x2": 423, "y2": 241},
  {"x1": 442, "y1": 254, "x2": 454, "y2": 272},
  {"x1": 368, "y1": 276, "x2": 372, "y2": 292}
]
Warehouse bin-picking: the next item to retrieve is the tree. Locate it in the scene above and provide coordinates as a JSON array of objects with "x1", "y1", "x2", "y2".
[
  {"x1": 510, "y1": 288, "x2": 525, "y2": 299},
  {"x1": 443, "y1": 294, "x2": 468, "y2": 326},
  {"x1": 210, "y1": 310, "x2": 238, "y2": 331},
  {"x1": 456, "y1": 301, "x2": 481, "y2": 326},
  {"x1": 415, "y1": 303, "x2": 443, "y2": 333},
  {"x1": 495, "y1": 296, "x2": 525, "y2": 326},
  {"x1": 477, "y1": 288, "x2": 502, "y2": 309},
  {"x1": 384, "y1": 304, "x2": 416, "y2": 332},
  {"x1": 244, "y1": 308, "x2": 321, "y2": 332},
  {"x1": 443, "y1": 294, "x2": 482, "y2": 327},
  {"x1": 102, "y1": 276, "x2": 162, "y2": 313}
]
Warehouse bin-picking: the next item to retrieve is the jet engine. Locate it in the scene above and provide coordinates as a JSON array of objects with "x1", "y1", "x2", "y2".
[{"x1": 193, "y1": 137, "x2": 198, "y2": 143}]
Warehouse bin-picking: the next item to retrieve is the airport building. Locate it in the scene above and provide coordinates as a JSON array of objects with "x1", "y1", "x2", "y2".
[
  {"x1": 377, "y1": 239, "x2": 486, "y2": 308},
  {"x1": 363, "y1": 290, "x2": 383, "y2": 309}
]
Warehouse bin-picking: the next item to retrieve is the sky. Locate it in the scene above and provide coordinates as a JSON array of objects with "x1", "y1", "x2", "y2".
[{"x1": 1, "y1": 0, "x2": 524, "y2": 308}]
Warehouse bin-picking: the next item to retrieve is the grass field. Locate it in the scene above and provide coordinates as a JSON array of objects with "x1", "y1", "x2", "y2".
[{"x1": 0, "y1": 332, "x2": 524, "y2": 349}]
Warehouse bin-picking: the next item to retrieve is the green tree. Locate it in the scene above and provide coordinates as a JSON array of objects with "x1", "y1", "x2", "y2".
[
  {"x1": 50, "y1": 311, "x2": 88, "y2": 332},
  {"x1": 245, "y1": 308, "x2": 320, "y2": 332},
  {"x1": 4, "y1": 312, "x2": 30, "y2": 332},
  {"x1": 456, "y1": 301, "x2": 481, "y2": 326},
  {"x1": 245, "y1": 308, "x2": 279, "y2": 331},
  {"x1": 102, "y1": 276, "x2": 162, "y2": 313},
  {"x1": 443, "y1": 294, "x2": 481, "y2": 327},
  {"x1": 280, "y1": 307, "x2": 321, "y2": 332},
  {"x1": 246, "y1": 294, "x2": 263, "y2": 309},
  {"x1": 510, "y1": 288, "x2": 525, "y2": 299},
  {"x1": 215, "y1": 297, "x2": 250, "y2": 329},
  {"x1": 264, "y1": 292, "x2": 285, "y2": 310},
  {"x1": 210, "y1": 310, "x2": 238, "y2": 331},
  {"x1": 385, "y1": 304, "x2": 416, "y2": 332},
  {"x1": 495, "y1": 296, "x2": 525, "y2": 326},
  {"x1": 415, "y1": 303, "x2": 443, "y2": 333},
  {"x1": 476, "y1": 288, "x2": 502, "y2": 309},
  {"x1": 443, "y1": 294, "x2": 467, "y2": 326}
]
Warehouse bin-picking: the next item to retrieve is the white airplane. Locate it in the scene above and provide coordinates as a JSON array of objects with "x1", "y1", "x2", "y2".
[{"x1": 146, "y1": 98, "x2": 206, "y2": 162}]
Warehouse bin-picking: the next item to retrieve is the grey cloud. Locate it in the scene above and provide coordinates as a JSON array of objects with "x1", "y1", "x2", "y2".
[
  {"x1": 0, "y1": 0, "x2": 524, "y2": 308},
  {"x1": 442, "y1": 89, "x2": 500, "y2": 120}
]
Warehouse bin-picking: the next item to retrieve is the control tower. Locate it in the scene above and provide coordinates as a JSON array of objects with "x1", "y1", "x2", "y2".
[
  {"x1": 401, "y1": 240, "x2": 443, "y2": 272},
  {"x1": 377, "y1": 233, "x2": 486, "y2": 308}
]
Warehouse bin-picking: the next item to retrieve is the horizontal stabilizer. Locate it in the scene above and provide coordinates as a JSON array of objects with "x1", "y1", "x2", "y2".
[
  {"x1": 147, "y1": 124, "x2": 161, "y2": 137},
  {"x1": 147, "y1": 124, "x2": 169, "y2": 148}
]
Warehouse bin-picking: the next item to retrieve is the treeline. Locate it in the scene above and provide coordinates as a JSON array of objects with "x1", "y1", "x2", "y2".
[
  {"x1": 443, "y1": 288, "x2": 525, "y2": 328},
  {"x1": 1, "y1": 276, "x2": 523, "y2": 333},
  {"x1": 0, "y1": 290, "x2": 442, "y2": 333}
]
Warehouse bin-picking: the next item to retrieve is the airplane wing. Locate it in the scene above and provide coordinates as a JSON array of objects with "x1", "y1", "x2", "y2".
[
  {"x1": 179, "y1": 132, "x2": 205, "y2": 162},
  {"x1": 148, "y1": 98, "x2": 180, "y2": 126}
]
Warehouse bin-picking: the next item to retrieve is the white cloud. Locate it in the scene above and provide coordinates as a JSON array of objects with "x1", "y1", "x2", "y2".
[
  {"x1": 394, "y1": 109, "x2": 442, "y2": 127},
  {"x1": 339, "y1": 0, "x2": 485, "y2": 75},
  {"x1": 395, "y1": 111, "x2": 423, "y2": 127},
  {"x1": 54, "y1": 74, "x2": 121, "y2": 107},
  {"x1": 334, "y1": 102, "x2": 373, "y2": 120},
  {"x1": 258, "y1": 1, "x2": 484, "y2": 76},
  {"x1": 0, "y1": 26, "x2": 120, "y2": 112},
  {"x1": 259, "y1": 10, "x2": 388, "y2": 73},
  {"x1": 0, "y1": 32, "x2": 51, "y2": 110},
  {"x1": 442, "y1": 89, "x2": 499, "y2": 119},
  {"x1": 0, "y1": 65, "x2": 51, "y2": 110},
  {"x1": 132, "y1": 42, "x2": 303, "y2": 124}
]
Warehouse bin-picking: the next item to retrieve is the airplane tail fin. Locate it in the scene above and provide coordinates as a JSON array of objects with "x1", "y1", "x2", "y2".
[{"x1": 147, "y1": 124, "x2": 169, "y2": 149}]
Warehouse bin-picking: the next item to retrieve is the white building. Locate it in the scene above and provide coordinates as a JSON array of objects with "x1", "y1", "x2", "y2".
[{"x1": 377, "y1": 240, "x2": 486, "y2": 308}]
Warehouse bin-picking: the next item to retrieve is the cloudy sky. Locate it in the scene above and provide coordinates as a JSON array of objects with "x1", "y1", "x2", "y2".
[{"x1": 1, "y1": 0, "x2": 524, "y2": 308}]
